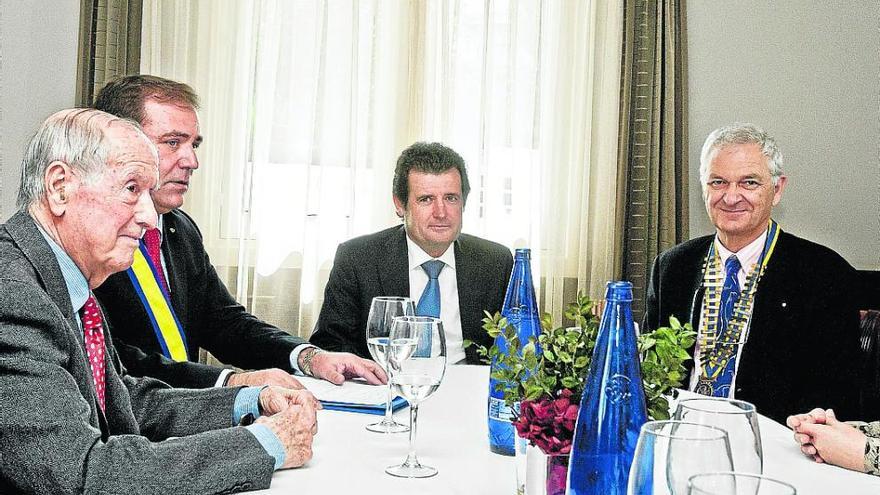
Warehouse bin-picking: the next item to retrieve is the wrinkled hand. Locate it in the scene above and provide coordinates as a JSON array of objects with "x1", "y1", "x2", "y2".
[
  {"x1": 259, "y1": 386, "x2": 321, "y2": 416},
  {"x1": 790, "y1": 409, "x2": 867, "y2": 472},
  {"x1": 787, "y1": 407, "x2": 829, "y2": 463},
  {"x1": 307, "y1": 351, "x2": 387, "y2": 385},
  {"x1": 255, "y1": 402, "x2": 318, "y2": 469},
  {"x1": 226, "y1": 368, "x2": 304, "y2": 389}
]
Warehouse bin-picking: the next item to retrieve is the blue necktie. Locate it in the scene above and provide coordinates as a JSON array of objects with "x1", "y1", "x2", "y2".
[
  {"x1": 415, "y1": 260, "x2": 444, "y2": 357},
  {"x1": 711, "y1": 255, "x2": 742, "y2": 397},
  {"x1": 416, "y1": 260, "x2": 444, "y2": 318}
]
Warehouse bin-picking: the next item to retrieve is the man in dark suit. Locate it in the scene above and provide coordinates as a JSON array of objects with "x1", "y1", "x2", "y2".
[
  {"x1": 0, "y1": 109, "x2": 317, "y2": 493},
  {"x1": 309, "y1": 142, "x2": 513, "y2": 364},
  {"x1": 92, "y1": 75, "x2": 385, "y2": 389},
  {"x1": 644, "y1": 123, "x2": 860, "y2": 423}
]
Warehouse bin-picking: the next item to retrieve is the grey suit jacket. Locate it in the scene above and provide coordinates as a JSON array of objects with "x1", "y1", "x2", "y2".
[
  {"x1": 309, "y1": 225, "x2": 513, "y2": 364},
  {"x1": 0, "y1": 211, "x2": 274, "y2": 494}
]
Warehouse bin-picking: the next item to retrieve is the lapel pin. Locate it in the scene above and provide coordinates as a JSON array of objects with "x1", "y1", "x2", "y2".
[
  {"x1": 169, "y1": 228, "x2": 176, "y2": 233},
  {"x1": 781, "y1": 302, "x2": 787, "y2": 308}
]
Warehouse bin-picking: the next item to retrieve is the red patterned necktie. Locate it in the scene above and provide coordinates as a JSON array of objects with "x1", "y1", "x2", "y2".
[
  {"x1": 81, "y1": 295, "x2": 106, "y2": 411},
  {"x1": 143, "y1": 228, "x2": 169, "y2": 294}
]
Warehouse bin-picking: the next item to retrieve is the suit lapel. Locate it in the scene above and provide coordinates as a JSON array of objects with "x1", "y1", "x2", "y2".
[
  {"x1": 684, "y1": 239, "x2": 711, "y2": 328},
  {"x1": 748, "y1": 231, "x2": 789, "y2": 344},
  {"x1": 5, "y1": 211, "x2": 103, "y2": 419},
  {"x1": 162, "y1": 212, "x2": 189, "y2": 322},
  {"x1": 453, "y1": 238, "x2": 479, "y2": 343},
  {"x1": 379, "y1": 226, "x2": 410, "y2": 297},
  {"x1": 6, "y1": 211, "x2": 78, "y2": 324}
]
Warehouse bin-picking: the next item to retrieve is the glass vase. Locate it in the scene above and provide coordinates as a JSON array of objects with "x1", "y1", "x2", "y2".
[{"x1": 525, "y1": 444, "x2": 570, "y2": 495}]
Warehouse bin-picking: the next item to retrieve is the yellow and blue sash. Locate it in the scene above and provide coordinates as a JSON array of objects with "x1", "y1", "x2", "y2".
[{"x1": 126, "y1": 243, "x2": 189, "y2": 361}]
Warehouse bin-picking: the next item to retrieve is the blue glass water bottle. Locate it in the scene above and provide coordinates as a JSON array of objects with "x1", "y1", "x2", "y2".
[
  {"x1": 567, "y1": 281, "x2": 648, "y2": 494},
  {"x1": 488, "y1": 248, "x2": 542, "y2": 456}
]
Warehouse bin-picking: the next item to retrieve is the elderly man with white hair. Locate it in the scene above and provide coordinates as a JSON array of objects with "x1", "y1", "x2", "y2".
[
  {"x1": 644, "y1": 122, "x2": 861, "y2": 423},
  {"x1": 0, "y1": 108, "x2": 318, "y2": 494}
]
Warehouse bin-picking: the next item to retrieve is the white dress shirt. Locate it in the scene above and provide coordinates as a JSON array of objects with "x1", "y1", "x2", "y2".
[
  {"x1": 689, "y1": 230, "x2": 768, "y2": 394},
  {"x1": 405, "y1": 236, "x2": 465, "y2": 364}
]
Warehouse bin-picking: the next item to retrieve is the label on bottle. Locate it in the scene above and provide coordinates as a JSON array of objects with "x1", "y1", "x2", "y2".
[{"x1": 488, "y1": 397, "x2": 517, "y2": 422}]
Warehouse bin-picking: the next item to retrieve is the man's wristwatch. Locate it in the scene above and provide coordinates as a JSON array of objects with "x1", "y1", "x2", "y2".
[{"x1": 300, "y1": 347, "x2": 324, "y2": 377}]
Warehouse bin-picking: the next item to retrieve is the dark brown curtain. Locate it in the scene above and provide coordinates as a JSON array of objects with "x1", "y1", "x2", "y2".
[
  {"x1": 76, "y1": 0, "x2": 143, "y2": 107},
  {"x1": 615, "y1": 0, "x2": 689, "y2": 321}
]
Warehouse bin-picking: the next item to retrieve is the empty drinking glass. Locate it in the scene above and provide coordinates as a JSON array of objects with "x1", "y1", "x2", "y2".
[
  {"x1": 674, "y1": 397, "x2": 762, "y2": 475},
  {"x1": 687, "y1": 472, "x2": 797, "y2": 495},
  {"x1": 628, "y1": 420, "x2": 734, "y2": 495}
]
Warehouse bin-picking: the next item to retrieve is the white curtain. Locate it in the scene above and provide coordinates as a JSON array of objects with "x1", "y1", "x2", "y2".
[{"x1": 141, "y1": 0, "x2": 623, "y2": 340}]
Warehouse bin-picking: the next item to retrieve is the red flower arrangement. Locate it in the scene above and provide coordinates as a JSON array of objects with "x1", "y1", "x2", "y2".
[
  {"x1": 474, "y1": 294, "x2": 695, "y2": 458},
  {"x1": 513, "y1": 389, "x2": 579, "y2": 455}
]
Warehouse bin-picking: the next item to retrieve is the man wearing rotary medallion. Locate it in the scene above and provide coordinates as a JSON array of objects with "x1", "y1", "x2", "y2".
[{"x1": 644, "y1": 123, "x2": 861, "y2": 423}]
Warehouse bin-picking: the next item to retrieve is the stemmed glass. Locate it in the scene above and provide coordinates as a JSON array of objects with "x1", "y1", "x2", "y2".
[
  {"x1": 628, "y1": 420, "x2": 735, "y2": 495},
  {"x1": 365, "y1": 296, "x2": 415, "y2": 433},
  {"x1": 674, "y1": 397, "x2": 763, "y2": 475},
  {"x1": 687, "y1": 472, "x2": 797, "y2": 495},
  {"x1": 385, "y1": 315, "x2": 447, "y2": 478}
]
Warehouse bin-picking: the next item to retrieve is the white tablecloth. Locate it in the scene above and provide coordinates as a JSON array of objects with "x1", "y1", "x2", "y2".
[{"x1": 255, "y1": 365, "x2": 880, "y2": 494}]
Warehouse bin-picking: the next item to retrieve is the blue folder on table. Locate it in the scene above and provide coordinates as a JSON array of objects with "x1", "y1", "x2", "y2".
[{"x1": 320, "y1": 396, "x2": 409, "y2": 415}]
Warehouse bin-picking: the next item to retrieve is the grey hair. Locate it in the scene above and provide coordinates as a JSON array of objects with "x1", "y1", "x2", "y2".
[
  {"x1": 17, "y1": 108, "x2": 151, "y2": 209},
  {"x1": 699, "y1": 123, "x2": 784, "y2": 191}
]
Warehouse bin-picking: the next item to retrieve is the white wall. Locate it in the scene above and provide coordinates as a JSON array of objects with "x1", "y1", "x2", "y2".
[
  {"x1": 0, "y1": 0, "x2": 80, "y2": 219},
  {"x1": 687, "y1": 1, "x2": 880, "y2": 269}
]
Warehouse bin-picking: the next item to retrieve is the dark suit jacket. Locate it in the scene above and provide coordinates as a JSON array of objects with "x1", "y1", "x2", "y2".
[
  {"x1": 309, "y1": 225, "x2": 513, "y2": 364},
  {"x1": 95, "y1": 209, "x2": 307, "y2": 388},
  {"x1": 644, "y1": 230, "x2": 862, "y2": 423},
  {"x1": 0, "y1": 211, "x2": 273, "y2": 494}
]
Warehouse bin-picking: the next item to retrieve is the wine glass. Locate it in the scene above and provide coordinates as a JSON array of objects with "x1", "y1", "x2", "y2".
[
  {"x1": 385, "y1": 315, "x2": 447, "y2": 478},
  {"x1": 674, "y1": 397, "x2": 763, "y2": 475},
  {"x1": 687, "y1": 472, "x2": 797, "y2": 495},
  {"x1": 628, "y1": 420, "x2": 735, "y2": 495},
  {"x1": 365, "y1": 296, "x2": 415, "y2": 433}
]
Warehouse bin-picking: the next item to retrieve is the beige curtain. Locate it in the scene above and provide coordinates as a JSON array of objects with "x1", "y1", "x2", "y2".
[
  {"x1": 141, "y1": 0, "x2": 624, "y2": 337},
  {"x1": 616, "y1": 0, "x2": 688, "y2": 320},
  {"x1": 76, "y1": 0, "x2": 143, "y2": 107}
]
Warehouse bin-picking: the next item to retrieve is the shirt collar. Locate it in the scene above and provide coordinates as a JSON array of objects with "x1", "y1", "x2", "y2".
[
  {"x1": 155, "y1": 213, "x2": 164, "y2": 243},
  {"x1": 35, "y1": 224, "x2": 90, "y2": 314},
  {"x1": 715, "y1": 229, "x2": 768, "y2": 274},
  {"x1": 405, "y1": 234, "x2": 456, "y2": 272}
]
